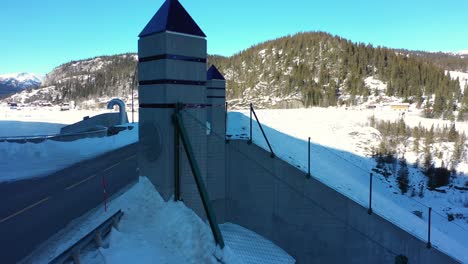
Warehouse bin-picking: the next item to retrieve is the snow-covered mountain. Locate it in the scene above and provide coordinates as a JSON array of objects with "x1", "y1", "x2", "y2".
[
  {"x1": 0, "y1": 73, "x2": 42, "y2": 97},
  {"x1": 456, "y1": 50, "x2": 468, "y2": 56}
]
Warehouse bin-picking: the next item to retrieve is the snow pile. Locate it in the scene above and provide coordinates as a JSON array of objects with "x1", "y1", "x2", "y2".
[
  {"x1": 97, "y1": 177, "x2": 239, "y2": 264},
  {"x1": 364, "y1": 76, "x2": 387, "y2": 93},
  {"x1": 220, "y1": 223, "x2": 295, "y2": 264},
  {"x1": 0, "y1": 124, "x2": 138, "y2": 182},
  {"x1": 27, "y1": 177, "x2": 242, "y2": 264},
  {"x1": 227, "y1": 109, "x2": 468, "y2": 263}
]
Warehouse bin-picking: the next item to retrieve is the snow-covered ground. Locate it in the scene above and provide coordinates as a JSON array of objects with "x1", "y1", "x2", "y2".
[
  {"x1": 448, "y1": 71, "x2": 468, "y2": 91},
  {"x1": 0, "y1": 106, "x2": 138, "y2": 126},
  {"x1": 227, "y1": 107, "x2": 468, "y2": 263},
  {"x1": 0, "y1": 107, "x2": 138, "y2": 182},
  {"x1": 24, "y1": 177, "x2": 294, "y2": 264},
  {"x1": 0, "y1": 126, "x2": 138, "y2": 182}
]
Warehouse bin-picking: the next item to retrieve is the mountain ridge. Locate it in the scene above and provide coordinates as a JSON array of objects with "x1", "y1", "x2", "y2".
[{"x1": 0, "y1": 73, "x2": 42, "y2": 98}]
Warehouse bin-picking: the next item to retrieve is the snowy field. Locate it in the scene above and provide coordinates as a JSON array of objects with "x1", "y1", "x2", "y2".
[
  {"x1": 227, "y1": 107, "x2": 468, "y2": 263},
  {"x1": 0, "y1": 106, "x2": 139, "y2": 126},
  {"x1": 24, "y1": 177, "x2": 294, "y2": 264},
  {"x1": 0, "y1": 107, "x2": 138, "y2": 182}
]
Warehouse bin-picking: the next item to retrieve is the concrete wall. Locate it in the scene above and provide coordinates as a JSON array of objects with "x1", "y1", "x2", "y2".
[
  {"x1": 223, "y1": 140, "x2": 457, "y2": 264},
  {"x1": 206, "y1": 79, "x2": 226, "y2": 223},
  {"x1": 60, "y1": 112, "x2": 127, "y2": 134}
]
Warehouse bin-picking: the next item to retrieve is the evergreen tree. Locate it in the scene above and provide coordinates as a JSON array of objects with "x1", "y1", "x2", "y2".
[
  {"x1": 448, "y1": 123, "x2": 458, "y2": 142},
  {"x1": 397, "y1": 157, "x2": 409, "y2": 194}
]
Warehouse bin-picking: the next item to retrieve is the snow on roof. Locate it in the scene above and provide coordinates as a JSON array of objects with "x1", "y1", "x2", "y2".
[{"x1": 139, "y1": 0, "x2": 206, "y2": 38}]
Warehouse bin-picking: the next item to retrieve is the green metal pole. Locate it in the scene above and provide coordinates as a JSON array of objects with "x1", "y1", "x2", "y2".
[
  {"x1": 173, "y1": 112, "x2": 225, "y2": 248},
  {"x1": 174, "y1": 107, "x2": 181, "y2": 201}
]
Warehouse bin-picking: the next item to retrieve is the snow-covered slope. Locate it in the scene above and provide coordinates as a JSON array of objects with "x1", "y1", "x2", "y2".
[
  {"x1": 448, "y1": 70, "x2": 468, "y2": 91},
  {"x1": 227, "y1": 108, "x2": 468, "y2": 263},
  {"x1": 0, "y1": 73, "x2": 42, "y2": 97}
]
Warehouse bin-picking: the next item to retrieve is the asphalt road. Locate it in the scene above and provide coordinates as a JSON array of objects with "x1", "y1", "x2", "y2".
[{"x1": 0, "y1": 142, "x2": 139, "y2": 264}]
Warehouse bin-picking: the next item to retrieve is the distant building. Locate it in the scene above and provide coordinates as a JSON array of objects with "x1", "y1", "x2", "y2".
[{"x1": 390, "y1": 103, "x2": 410, "y2": 111}]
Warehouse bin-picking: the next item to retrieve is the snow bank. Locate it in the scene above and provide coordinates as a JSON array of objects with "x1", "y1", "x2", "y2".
[
  {"x1": 0, "y1": 106, "x2": 139, "y2": 125},
  {"x1": 25, "y1": 177, "x2": 295, "y2": 263},
  {"x1": 98, "y1": 177, "x2": 239, "y2": 264},
  {"x1": 0, "y1": 124, "x2": 138, "y2": 182},
  {"x1": 26, "y1": 177, "x2": 241, "y2": 264}
]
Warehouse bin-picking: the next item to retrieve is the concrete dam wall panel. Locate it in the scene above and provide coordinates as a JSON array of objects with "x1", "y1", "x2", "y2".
[{"x1": 225, "y1": 140, "x2": 457, "y2": 264}]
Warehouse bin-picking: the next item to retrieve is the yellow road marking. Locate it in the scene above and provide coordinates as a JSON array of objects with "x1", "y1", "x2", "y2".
[
  {"x1": 0, "y1": 196, "x2": 50, "y2": 224},
  {"x1": 64, "y1": 174, "x2": 98, "y2": 190},
  {"x1": 125, "y1": 154, "x2": 137, "y2": 161},
  {"x1": 103, "y1": 162, "x2": 121, "y2": 172},
  {"x1": 65, "y1": 157, "x2": 130, "y2": 191}
]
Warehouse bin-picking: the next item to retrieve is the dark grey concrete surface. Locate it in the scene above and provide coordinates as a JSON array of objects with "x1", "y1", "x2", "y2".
[
  {"x1": 223, "y1": 140, "x2": 458, "y2": 264},
  {"x1": 0, "y1": 143, "x2": 138, "y2": 264}
]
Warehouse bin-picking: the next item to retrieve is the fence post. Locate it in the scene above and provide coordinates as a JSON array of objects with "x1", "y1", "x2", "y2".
[
  {"x1": 368, "y1": 173, "x2": 373, "y2": 215},
  {"x1": 250, "y1": 106, "x2": 275, "y2": 158},
  {"x1": 248, "y1": 103, "x2": 253, "y2": 144},
  {"x1": 307, "y1": 137, "x2": 311, "y2": 179},
  {"x1": 225, "y1": 102, "x2": 228, "y2": 135},
  {"x1": 427, "y1": 207, "x2": 432, "y2": 249},
  {"x1": 131, "y1": 82, "x2": 134, "y2": 124}
]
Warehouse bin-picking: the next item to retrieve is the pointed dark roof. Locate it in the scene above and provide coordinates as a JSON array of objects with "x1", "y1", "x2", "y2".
[
  {"x1": 139, "y1": 0, "x2": 206, "y2": 38},
  {"x1": 207, "y1": 65, "x2": 225, "y2": 80}
]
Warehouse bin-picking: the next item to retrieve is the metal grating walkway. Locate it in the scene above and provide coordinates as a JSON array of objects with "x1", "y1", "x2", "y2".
[{"x1": 220, "y1": 223, "x2": 295, "y2": 264}]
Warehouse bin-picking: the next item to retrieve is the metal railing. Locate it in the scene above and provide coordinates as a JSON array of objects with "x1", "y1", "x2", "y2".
[
  {"x1": 248, "y1": 103, "x2": 275, "y2": 158},
  {"x1": 50, "y1": 210, "x2": 124, "y2": 264}
]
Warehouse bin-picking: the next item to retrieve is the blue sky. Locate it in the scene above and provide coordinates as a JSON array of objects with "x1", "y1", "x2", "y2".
[{"x1": 1, "y1": 0, "x2": 467, "y2": 74}]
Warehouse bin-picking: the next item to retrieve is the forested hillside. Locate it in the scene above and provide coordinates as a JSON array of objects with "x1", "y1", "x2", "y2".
[
  {"x1": 42, "y1": 53, "x2": 138, "y2": 104},
  {"x1": 209, "y1": 32, "x2": 466, "y2": 118},
  {"x1": 397, "y1": 49, "x2": 468, "y2": 72}
]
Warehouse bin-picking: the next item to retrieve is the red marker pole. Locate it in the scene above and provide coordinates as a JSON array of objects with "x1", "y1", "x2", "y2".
[{"x1": 102, "y1": 176, "x2": 107, "y2": 212}]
